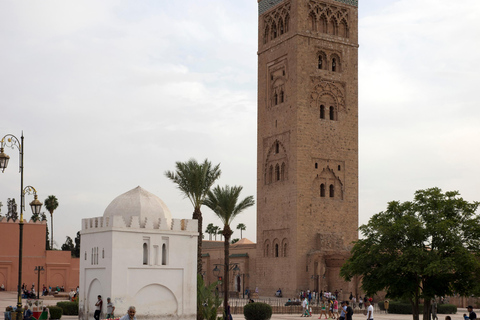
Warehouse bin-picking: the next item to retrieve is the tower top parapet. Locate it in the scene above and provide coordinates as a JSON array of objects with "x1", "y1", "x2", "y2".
[{"x1": 258, "y1": 0, "x2": 357, "y2": 16}]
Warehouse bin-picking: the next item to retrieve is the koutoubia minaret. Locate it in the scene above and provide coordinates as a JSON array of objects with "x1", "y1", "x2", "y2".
[{"x1": 255, "y1": 0, "x2": 359, "y2": 297}]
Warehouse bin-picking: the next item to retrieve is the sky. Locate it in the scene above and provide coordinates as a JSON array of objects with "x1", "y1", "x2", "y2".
[{"x1": 1, "y1": 0, "x2": 479, "y2": 247}]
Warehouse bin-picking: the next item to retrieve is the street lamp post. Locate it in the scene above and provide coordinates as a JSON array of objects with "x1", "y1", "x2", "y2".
[
  {"x1": 212, "y1": 263, "x2": 240, "y2": 313},
  {"x1": 34, "y1": 266, "x2": 45, "y2": 300},
  {"x1": 0, "y1": 133, "x2": 43, "y2": 320}
]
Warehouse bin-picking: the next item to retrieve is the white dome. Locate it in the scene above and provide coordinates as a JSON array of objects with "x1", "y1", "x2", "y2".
[{"x1": 103, "y1": 186, "x2": 172, "y2": 226}]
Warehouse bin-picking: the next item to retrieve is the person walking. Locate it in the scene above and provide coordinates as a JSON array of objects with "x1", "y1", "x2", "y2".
[
  {"x1": 365, "y1": 300, "x2": 373, "y2": 320},
  {"x1": 318, "y1": 300, "x2": 328, "y2": 319},
  {"x1": 431, "y1": 299, "x2": 438, "y2": 320}
]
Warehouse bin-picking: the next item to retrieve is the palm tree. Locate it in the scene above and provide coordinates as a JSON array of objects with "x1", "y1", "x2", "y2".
[
  {"x1": 236, "y1": 223, "x2": 246, "y2": 239},
  {"x1": 205, "y1": 223, "x2": 216, "y2": 240},
  {"x1": 44, "y1": 195, "x2": 59, "y2": 249},
  {"x1": 204, "y1": 185, "x2": 254, "y2": 313},
  {"x1": 213, "y1": 226, "x2": 219, "y2": 240},
  {"x1": 165, "y1": 158, "x2": 221, "y2": 274}
]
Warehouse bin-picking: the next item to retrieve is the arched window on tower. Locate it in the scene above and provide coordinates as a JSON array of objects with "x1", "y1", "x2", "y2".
[
  {"x1": 320, "y1": 184, "x2": 326, "y2": 197},
  {"x1": 281, "y1": 162, "x2": 286, "y2": 180},
  {"x1": 332, "y1": 58, "x2": 337, "y2": 72},
  {"x1": 318, "y1": 55, "x2": 323, "y2": 69},
  {"x1": 330, "y1": 106, "x2": 335, "y2": 120},
  {"x1": 285, "y1": 14, "x2": 290, "y2": 33},
  {"x1": 279, "y1": 19, "x2": 284, "y2": 35},
  {"x1": 143, "y1": 243, "x2": 148, "y2": 265},
  {"x1": 275, "y1": 142, "x2": 279, "y2": 153},
  {"x1": 280, "y1": 90, "x2": 284, "y2": 103},
  {"x1": 274, "y1": 92, "x2": 278, "y2": 105},
  {"x1": 275, "y1": 244, "x2": 279, "y2": 257},
  {"x1": 275, "y1": 164, "x2": 280, "y2": 181},
  {"x1": 269, "y1": 166, "x2": 273, "y2": 184},
  {"x1": 283, "y1": 243, "x2": 287, "y2": 257},
  {"x1": 320, "y1": 105, "x2": 325, "y2": 119},
  {"x1": 272, "y1": 21, "x2": 277, "y2": 39},
  {"x1": 265, "y1": 243, "x2": 270, "y2": 257},
  {"x1": 329, "y1": 184, "x2": 335, "y2": 198},
  {"x1": 309, "y1": 12, "x2": 316, "y2": 31}
]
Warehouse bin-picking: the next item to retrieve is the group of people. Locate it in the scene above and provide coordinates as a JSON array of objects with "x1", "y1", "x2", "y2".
[
  {"x1": 94, "y1": 295, "x2": 137, "y2": 320},
  {"x1": 298, "y1": 297, "x2": 372, "y2": 320}
]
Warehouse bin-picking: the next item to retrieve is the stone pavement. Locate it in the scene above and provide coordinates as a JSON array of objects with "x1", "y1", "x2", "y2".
[{"x1": 0, "y1": 291, "x2": 465, "y2": 320}]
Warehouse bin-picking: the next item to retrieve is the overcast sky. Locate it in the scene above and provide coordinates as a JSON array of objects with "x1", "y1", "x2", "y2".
[{"x1": 1, "y1": 0, "x2": 479, "y2": 247}]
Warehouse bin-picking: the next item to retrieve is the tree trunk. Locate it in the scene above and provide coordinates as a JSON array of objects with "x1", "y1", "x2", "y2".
[
  {"x1": 223, "y1": 225, "x2": 233, "y2": 318},
  {"x1": 50, "y1": 212, "x2": 54, "y2": 249},
  {"x1": 423, "y1": 299, "x2": 431, "y2": 320},
  {"x1": 409, "y1": 294, "x2": 420, "y2": 320},
  {"x1": 193, "y1": 208, "x2": 203, "y2": 320}
]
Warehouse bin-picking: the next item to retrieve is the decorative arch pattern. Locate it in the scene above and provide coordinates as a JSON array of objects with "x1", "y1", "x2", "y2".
[
  {"x1": 306, "y1": 1, "x2": 350, "y2": 38},
  {"x1": 264, "y1": 239, "x2": 271, "y2": 257},
  {"x1": 281, "y1": 238, "x2": 288, "y2": 257},
  {"x1": 263, "y1": 2, "x2": 291, "y2": 44},
  {"x1": 310, "y1": 78, "x2": 346, "y2": 121},
  {"x1": 264, "y1": 140, "x2": 288, "y2": 185},
  {"x1": 314, "y1": 166, "x2": 344, "y2": 200},
  {"x1": 272, "y1": 238, "x2": 280, "y2": 257}
]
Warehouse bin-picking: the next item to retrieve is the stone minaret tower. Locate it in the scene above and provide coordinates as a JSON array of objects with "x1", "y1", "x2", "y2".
[{"x1": 255, "y1": 0, "x2": 359, "y2": 297}]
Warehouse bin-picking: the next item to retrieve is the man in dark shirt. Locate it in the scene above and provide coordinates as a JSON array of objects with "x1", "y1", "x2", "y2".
[
  {"x1": 345, "y1": 301, "x2": 353, "y2": 320},
  {"x1": 465, "y1": 306, "x2": 477, "y2": 320}
]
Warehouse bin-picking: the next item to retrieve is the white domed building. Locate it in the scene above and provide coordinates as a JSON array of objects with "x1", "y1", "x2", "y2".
[{"x1": 79, "y1": 186, "x2": 197, "y2": 320}]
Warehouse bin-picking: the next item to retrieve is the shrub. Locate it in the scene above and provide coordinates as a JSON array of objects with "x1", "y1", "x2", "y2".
[
  {"x1": 197, "y1": 274, "x2": 221, "y2": 320},
  {"x1": 48, "y1": 306, "x2": 63, "y2": 319},
  {"x1": 438, "y1": 304, "x2": 456, "y2": 314},
  {"x1": 387, "y1": 301, "x2": 423, "y2": 314},
  {"x1": 244, "y1": 302, "x2": 272, "y2": 320},
  {"x1": 56, "y1": 301, "x2": 78, "y2": 315}
]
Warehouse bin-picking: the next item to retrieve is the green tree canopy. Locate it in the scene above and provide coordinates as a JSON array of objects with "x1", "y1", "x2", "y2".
[
  {"x1": 61, "y1": 236, "x2": 75, "y2": 253},
  {"x1": 340, "y1": 188, "x2": 480, "y2": 320}
]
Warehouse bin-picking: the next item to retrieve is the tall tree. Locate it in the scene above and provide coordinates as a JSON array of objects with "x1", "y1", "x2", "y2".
[
  {"x1": 61, "y1": 236, "x2": 75, "y2": 254},
  {"x1": 41, "y1": 212, "x2": 50, "y2": 250},
  {"x1": 164, "y1": 158, "x2": 221, "y2": 275},
  {"x1": 44, "y1": 195, "x2": 59, "y2": 249},
  {"x1": 73, "y1": 231, "x2": 81, "y2": 258},
  {"x1": 6, "y1": 198, "x2": 18, "y2": 221},
  {"x1": 213, "y1": 226, "x2": 219, "y2": 240},
  {"x1": 205, "y1": 223, "x2": 216, "y2": 240},
  {"x1": 205, "y1": 185, "x2": 254, "y2": 313},
  {"x1": 340, "y1": 188, "x2": 480, "y2": 320},
  {"x1": 236, "y1": 223, "x2": 246, "y2": 239}
]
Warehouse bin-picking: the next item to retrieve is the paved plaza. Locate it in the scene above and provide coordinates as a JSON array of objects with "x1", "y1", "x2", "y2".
[{"x1": 0, "y1": 291, "x2": 465, "y2": 320}]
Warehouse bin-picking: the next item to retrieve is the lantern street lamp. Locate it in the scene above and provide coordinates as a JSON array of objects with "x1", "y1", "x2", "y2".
[
  {"x1": 34, "y1": 266, "x2": 45, "y2": 299},
  {"x1": 212, "y1": 263, "x2": 240, "y2": 293},
  {"x1": 1, "y1": 133, "x2": 43, "y2": 320}
]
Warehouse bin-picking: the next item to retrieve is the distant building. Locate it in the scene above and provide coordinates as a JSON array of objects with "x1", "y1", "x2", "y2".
[
  {"x1": 0, "y1": 218, "x2": 79, "y2": 291},
  {"x1": 202, "y1": 238, "x2": 256, "y2": 297},
  {"x1": 79, "y1": 186, "x2": 197, "y2": 320}
]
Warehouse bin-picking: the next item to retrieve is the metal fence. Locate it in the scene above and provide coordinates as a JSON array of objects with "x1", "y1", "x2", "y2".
[{"x1": 222, "y1": 298, "x2": 382, "y2": 315}]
